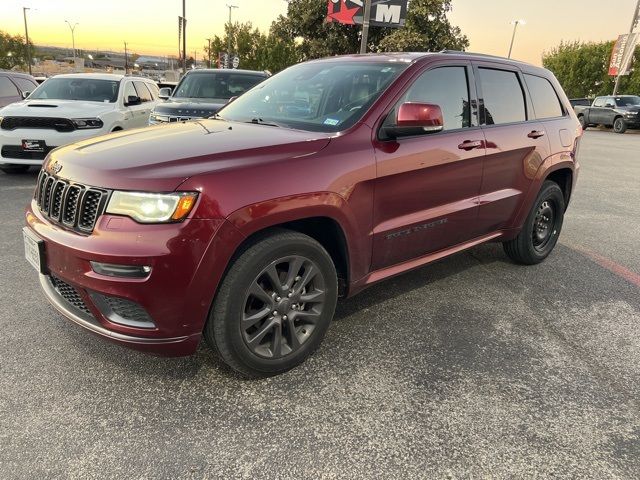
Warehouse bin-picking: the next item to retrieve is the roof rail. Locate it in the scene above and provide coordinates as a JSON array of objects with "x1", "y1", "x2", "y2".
[{"x1": 438, "y1": 49, "x2": 526, "y2": 63}]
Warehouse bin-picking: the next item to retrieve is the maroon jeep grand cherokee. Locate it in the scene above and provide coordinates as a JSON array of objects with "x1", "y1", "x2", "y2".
[{"x1": 24, "y1": 52, "x2": 581, "y2": 376}]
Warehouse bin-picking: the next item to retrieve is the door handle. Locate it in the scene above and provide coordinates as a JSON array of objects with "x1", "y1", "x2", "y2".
[
  {"x1": 458, "y1": 140, "x2": 484, "y2": 150},
  {"x1": 527, "y1": 130, "x2": 545, "y2": 139}
]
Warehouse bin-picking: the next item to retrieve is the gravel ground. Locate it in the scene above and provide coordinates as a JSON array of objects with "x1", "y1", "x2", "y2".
[{"x1": 0, "y1": 129, "x2": 638, "y2": 479}]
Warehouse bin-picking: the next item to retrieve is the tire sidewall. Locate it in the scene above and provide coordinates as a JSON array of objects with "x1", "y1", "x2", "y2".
[
  {"x1": 613, "y1": 117, "x2": 626, "y2": 134},
  {"x1": 578, "y1": 116, "x2": 587, "y2": 130},
  {"x1": 521, "y1": 183, "x2": 565, "y2": 262},
  {"x1": 214, "y1": 236, "x2": 337, "y2": 375}
]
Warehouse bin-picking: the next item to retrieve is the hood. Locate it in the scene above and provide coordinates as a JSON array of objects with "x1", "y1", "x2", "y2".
[
  {"x1": 153, "y1": 98, "x2": 228, "y2": 117},
  {"x1": 620, "y1": 105, "x2": 640, "y2": 112},
  {"x1": 44, "y1": 119, "x2": 332, "y2": 191},
  {"x1": 0, "y1": 99, "x2": 114, "y2": 117}
]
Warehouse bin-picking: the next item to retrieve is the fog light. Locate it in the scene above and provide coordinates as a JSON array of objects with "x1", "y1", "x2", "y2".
[{"x1": 90, "y1": 262, "x2": 151, "y2": 278}]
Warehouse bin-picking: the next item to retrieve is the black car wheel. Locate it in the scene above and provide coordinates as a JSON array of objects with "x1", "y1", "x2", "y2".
[
  {"x1": 503, "y1": 181, "x2": 565, "y2": 265},
  {"x1": 578, "y1": 115, "x2": 588, "y2": 130},
  {"x1": 613, "y1": 117, "x2": 627, "y2": 134},
  {"x1": 204, "y1": 230, "x2": 338, "y2": 377}
]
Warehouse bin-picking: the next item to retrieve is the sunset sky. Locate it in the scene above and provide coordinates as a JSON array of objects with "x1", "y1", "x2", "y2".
[{"x1": 1, "y1": 0, "x2": 636, "y2": 65}]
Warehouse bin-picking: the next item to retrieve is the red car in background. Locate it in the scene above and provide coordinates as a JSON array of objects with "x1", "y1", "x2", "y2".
[{"x1": 24, "y1": 52, "x2": 581, "y2": 377}]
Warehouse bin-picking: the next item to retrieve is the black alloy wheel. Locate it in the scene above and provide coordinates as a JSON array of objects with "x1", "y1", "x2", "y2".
[{"x1": 613, "y1": 117, "x2": 627, "y2": 134}]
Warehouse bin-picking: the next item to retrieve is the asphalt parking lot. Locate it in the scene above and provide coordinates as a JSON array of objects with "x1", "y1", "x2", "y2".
[{"x1": 0, "y1": 129, "x2": 638, "y2": 479}]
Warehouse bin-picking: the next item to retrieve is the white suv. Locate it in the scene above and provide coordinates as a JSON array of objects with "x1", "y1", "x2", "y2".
[{"x1": 0, "y1": 73, "x2": 159, "y2": 173}]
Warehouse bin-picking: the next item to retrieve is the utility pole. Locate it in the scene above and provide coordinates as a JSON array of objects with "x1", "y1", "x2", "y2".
[
  {"x1": 182, "y1": 0, "x2": 187, "y2": 75},
  {"x1": 507, "y1": 19, "x2": 525, "y2": 58},
  {"x1": 124, "y1": 41, "x2": 129, "y2": 74},
  {"x1": 359, "y1": 0, "x2": 372, "y2": 54},
  {"x1": 23, "y1": 7, "x2": 32, "y2": 75},
  {"x1": 613, "y1": 0, "x2": 640, "y2": 95},
  {"x1": 226, "y1": 4, "x2": 238, "y2": 68},
  {"x1": 65, "y1": 20, "x2": 78, "y2": 70},
  {"x1": 193, "y1": 49, "x2": 198, "y2": 68},
  {"x1": 206, "y1": 38, "x2": 212, "y2": 68}
]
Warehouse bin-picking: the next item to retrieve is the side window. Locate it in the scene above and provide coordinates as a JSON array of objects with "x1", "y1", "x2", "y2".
[
  {"x1": 122, "y1": 82, "x2": 137, "y2": 102},
  {"x1": 478, "y1": 68, "x2": 526, "y2": 125},
  {"x1": 524, "y1": 74, "x2": 563, "y2": 119},
  {"x1": 133, "y1": 81, "x2": 152, "y2": 102},
  {"x1": 13, "y1": 77, "x2": 38, "y2": 93},
  {"x1": 388, "y1": 66, "x2": 471, "y2": 131},
  {"x1": 0, "y1": 77, "x2": 19, "y2": 97},
  {"x1": 593, "y1": 97, "x2": 605, "y2": 107},
  {"x1": 145, "y1": 82, "x2": 159, "y2": 100}
]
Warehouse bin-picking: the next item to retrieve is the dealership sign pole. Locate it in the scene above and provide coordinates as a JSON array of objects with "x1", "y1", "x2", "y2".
[
  {"x1": 612, "y1": 0, "x2": 640, "y2": 95},
  {"x1": 327, "y1": 0, "x2": 409, "y2": 53}
]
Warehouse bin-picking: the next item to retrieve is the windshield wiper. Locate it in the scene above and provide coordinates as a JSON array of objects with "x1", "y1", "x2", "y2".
[{"x1": 246, "y1": 117, "x2": 283, "y2": 128}]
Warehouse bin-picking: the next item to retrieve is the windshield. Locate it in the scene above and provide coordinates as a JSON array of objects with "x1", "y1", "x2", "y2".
[
  {"x1": 29, "y1": 78, "x2": 119, "y2": 102},
  {"x1": 173, "y1": 72, "x2": 265, "y2": 100},
  {"x1": 615, "y1": 96, "x2": 640, "y2": 106},
  {"x1": 217, "y1": 61, "x2": 409, "y2": 132}
]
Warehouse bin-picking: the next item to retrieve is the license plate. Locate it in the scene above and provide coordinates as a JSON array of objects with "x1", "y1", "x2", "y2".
[
  {"x1": 22, "y1": 139, "x2": 46, "y2": 152},
  {"x1": 23, "y1": 227, "x2": 45, "y2": 274}
]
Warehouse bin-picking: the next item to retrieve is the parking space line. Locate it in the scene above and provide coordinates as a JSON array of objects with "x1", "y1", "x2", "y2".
[{"x1": 569, "y1": 243, "x2": 640, "y2": 288}]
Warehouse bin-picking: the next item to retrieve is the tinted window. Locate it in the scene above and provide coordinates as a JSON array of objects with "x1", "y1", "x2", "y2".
[
  {"x1": 0, "y1": 77, "x2": 19, "y2": 97},
  {"x1": 134, "y1": 81, "x2": 152, "y2": 102},
  {"x1": 615, "y1": 96, "x2": 640, "y2": 106},
  {"x1": 174, "y1": 72, "x2": 265, "y2": 100},
  {"x1": 146, "y1": 82, "x2": 159, "y2": 99},
  {"x1": 479, "y1": 68, "x2": 526, "y2": 125},
  {"x1": 593, "y1": 97, "x2": 605, "y2": 107},
  {"x1": 29, "y1": 78, "x2": 119, "y2": 102},
  {"x1": 525, "y1": 74, "x2": 563, "y2": 119},
  {"x1": 392, "y1": 66, "x2": 470, "y2": 130},
  {"x1": 123, "y1": 82, "x2": 137, "y2": 102},
  {"x1": 12, "y1": 77, "x2": 38, "y2": 93}
]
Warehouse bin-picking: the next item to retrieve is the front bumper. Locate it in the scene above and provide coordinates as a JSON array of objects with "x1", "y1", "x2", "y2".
[
  {"x1": 25, "y1": 199, "x2": 242, "y2": 356},
  {"x1": 0, "y1": 126, "x2": 110, "y2": 165}
]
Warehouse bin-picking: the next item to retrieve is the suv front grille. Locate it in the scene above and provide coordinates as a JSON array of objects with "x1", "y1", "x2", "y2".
[
  {"x1": 50, "y1": 275, "x2": 92, "y2": 316},
  {"x1": 1, "y1": 116, "x2": 75, "y2": 132},
  {"x1": 35, "y1": 170, "x2": 109, "y2": 234}
]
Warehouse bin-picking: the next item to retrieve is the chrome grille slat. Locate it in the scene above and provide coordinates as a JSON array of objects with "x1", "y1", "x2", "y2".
[{"x1": 34, "y1": 171, "x2": 109, "y2": 234}]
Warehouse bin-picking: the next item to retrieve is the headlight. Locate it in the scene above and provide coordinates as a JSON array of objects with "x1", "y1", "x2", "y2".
[
  {"x1": 150, "y1": 113, "x2": 170, "y2": 123},
  {"x1": 71, "y1": 118, "x2": 104, "y2": 129},
  {"x1": 106, "y1": 191, "x2": 198, "y2": 223}
]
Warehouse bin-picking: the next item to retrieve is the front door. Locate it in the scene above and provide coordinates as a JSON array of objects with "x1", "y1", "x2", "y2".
[
  {"x1": 371, "y1": 62, "x2": 485, "y2": 271},
  {"x1": 473, "y1": 63, "x2": 552, "y2": 233}
]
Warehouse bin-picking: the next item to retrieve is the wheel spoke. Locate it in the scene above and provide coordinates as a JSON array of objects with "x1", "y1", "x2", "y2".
[
  {"x1": 248, "y1": 281, "x2": 273, "y2": 306},
  {"x1": 284, "y1": 317, "x2": 301, "y2": 350},
  {"x1": 296, "y1": 264, "x2": 318, "y2": 292},
  {"x1": 242, "y1": 306, "x2": 272, "y2": 328},
  {"x1": 293, "y1": 310, "x2": 321, "y2": 324},
  {"x1": 265, "y1": 264, "x2": 284, "y2": 295},
  {"x1": 299, "y1": 289, "x2": 325, "y2": 304},
  {"x1": 271, "y1": 322, "x2": 283, "y2": 358},
  {"x1": 247, "y1": 319, "x2": 276, "y2": 346},
  {"x1": 284, "y1": 257, "x2": 304, "y2": 289}
]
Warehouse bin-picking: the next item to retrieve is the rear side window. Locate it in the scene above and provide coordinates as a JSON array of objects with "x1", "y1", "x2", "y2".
[
  {"x1": 12, "y1": 77, "x2": 38, "y2": 93},
  {"x1": 392, "y1": 66, "x2": 471, "y2": 130},
  {"x1": 478, "y1": 68, "x2": 526, "y2": 125},
  {"x1": 593, "y1": 97, "x2": 605, "y2": 107},
  {"x1": 146, "y1": 82, "x2": 159, "y2": 100},
  {"x1": 133, "y1": 81, "x2": 152, "y2": 102},
  {"x1": 0, "y1": 77, "x2": 19, "y2": 97},
  {"x1": 525, "y1": 74, "x2": 563, "y2": 119}
]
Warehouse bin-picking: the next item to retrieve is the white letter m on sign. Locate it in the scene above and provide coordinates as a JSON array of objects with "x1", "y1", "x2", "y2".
[{"x1": 375, "y1": 4, "x2": 402, "y2": 24}]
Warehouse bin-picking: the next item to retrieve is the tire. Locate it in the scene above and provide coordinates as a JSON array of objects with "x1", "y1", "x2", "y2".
[
  {"x1": 578, "y1": 115, "x2": 588, "y2": 130},
  {"x1": 613, "y1": 117, "x2": 627, "y2": 134},
  {"x1": 0, "y1": 165, "x2": 30, "y2": 174},
  {"x1": 204, "y1": 230, "x2": 338, "y2": 377},
  {"x1": 503, "y1": 181, "x2": 565, "y2": 265}
]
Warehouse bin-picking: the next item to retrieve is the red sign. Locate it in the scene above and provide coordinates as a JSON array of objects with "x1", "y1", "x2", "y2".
[
  {"x1": 609, "y1": 33, "x2": 639, "y2": 76},
  {"x1": 326, "y1": 0, "x2": 408, "y2": 28}
]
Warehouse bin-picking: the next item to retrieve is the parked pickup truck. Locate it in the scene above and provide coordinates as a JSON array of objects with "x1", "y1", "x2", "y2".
[{"x1": 574, "y1": 95, "x2": 640, "y2": 133}]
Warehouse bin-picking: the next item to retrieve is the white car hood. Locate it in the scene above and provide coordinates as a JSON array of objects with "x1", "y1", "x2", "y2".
[{"x1": 0, "y1": 99, "x2": 115, "y2": 118}]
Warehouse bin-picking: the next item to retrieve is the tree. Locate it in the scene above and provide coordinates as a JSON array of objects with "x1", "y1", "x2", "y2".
[
  {"x1": 270, "y1": 0, "x2": 468, "y2": 61},
  {"x1": 0, "y1": 30, "x2": 35, "y2": 71},
  {"x1": 542, "y1": 40, "x2": 640, "y2": 98}
]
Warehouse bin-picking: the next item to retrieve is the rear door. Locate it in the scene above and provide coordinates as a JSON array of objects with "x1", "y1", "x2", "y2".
[
  {"x1": 121, "y1": 80, "x2": 147, "y2": 128},
  {"x1": 371, "y1": 61, "x2": 485, "y2": 270},
  {"x1": 473, "y1": 62, "x2": 551, "y2": 233},
  {"x1": 590, "y1": 97, "x2": 607, "y2": 124}
]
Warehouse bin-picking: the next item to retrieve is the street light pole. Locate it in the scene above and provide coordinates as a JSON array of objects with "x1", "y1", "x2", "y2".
[
  {"x1": 507, "y1": 19, "x2": 525, "y2": 59},
  {"x1": 206, "y1": 38, "x2": 212, "y2": 68},
  {"x1": 359, "y1": 0, "x2": 372, "y2": 54},
  {"x1": 23, "y1": 7, "x2": 32, "y2": 75},
  {"x1": 613, "y1": 0, "x2": 640, "y2": 95},
  {"x1": 226, "y1": 4, "x2": 238, "y2": 68},
  {"x1": 65, "y1": 20, "x2": 78, "y2": 70},
  {"x1": 182, "y1": 0, "x2": 187, "y2": 75}
]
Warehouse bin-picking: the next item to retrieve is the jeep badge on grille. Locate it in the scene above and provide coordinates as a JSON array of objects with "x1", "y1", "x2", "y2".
[{"x1": 48, "y1": 161, "x2": 62, "y2": 175}]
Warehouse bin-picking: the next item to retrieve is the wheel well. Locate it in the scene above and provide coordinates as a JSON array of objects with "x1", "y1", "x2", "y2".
[
  {"x1": 238, "y1": 217, "x2": 350, "y2": 296},
  {"x1": 111, "y1": 126, "x2": 123, "y2": 132},
  {"x1": 546, "y1": 168, "x2": 573, "y2": 208}
]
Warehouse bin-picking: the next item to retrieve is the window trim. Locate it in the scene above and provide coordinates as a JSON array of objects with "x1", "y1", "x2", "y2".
[
  {"x1": 523, "y1": 73, "x2": 567, "y2": 120},
  {"x1": 473, "y1": 63, "x2": 531, "y2": 128},
  {"x1": 375, "y1": 60, "x2": 480, "y2": 141}
]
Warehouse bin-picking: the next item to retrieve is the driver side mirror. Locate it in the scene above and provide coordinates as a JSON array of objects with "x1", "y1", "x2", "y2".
[
  {"x1": 125, "y1": 95, "x2": 141, "y2": 106},
  {"x1": 381, "y1": 102, "x2": 444, "y2": 140},
  {"x1": 604, "y1": 102, "x2": 615, "y2": 108},
  {"x1": 158, "y1": 87, "x2": 172, "y2": 100},
  {"x1": 22, "y1": 91, "x2": 31, "y2": 99}
]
